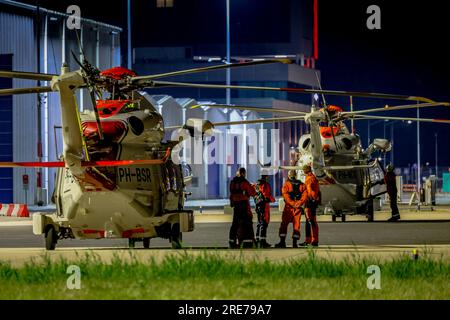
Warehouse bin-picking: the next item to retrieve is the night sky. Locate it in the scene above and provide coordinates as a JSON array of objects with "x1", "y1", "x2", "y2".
[
  {"x1": 14, "y1": 0, "x2": 450, "y2": 168},
  {"x1": 318, "y1": 1, "x2": 450, "y2": 169}
]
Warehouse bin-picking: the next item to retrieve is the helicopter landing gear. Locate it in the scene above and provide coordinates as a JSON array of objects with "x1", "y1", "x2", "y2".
[
  {"x1": 128, "y1": 237, "x2": 151, "y2": 249},
  {"x1": 128, "y1": 238, "x2": 136, "y2": 248},
  {"x1": 45, "y1": 225, "x2": 57, "y2": 251},
  {"x1": 170, "y1": 223, "x2": 183, "y2": 249},
  {"x1": 332, "y1": 211, "x2": 346, "y2": 222},
  {"x1": 366, "y1": 199, "x2": 374, "y2": 222},
  {"x1": 143, "y1": 237, "x2": 151, "y2": 249}
]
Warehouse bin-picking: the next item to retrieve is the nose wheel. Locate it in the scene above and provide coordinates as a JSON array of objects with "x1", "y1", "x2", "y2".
[
  {"x1": 128, "y1": 237, "x2": 151, "y2": 248},
  {"x1": 45, "y1": 226, "x2": 58, "y2": 250},
  {"x1": 331, "y1": 210, "x2": 346, "y2": 222},
  {"x1": 170, "y1": 223, "x2": 183, "y2": 249},
  {"x1": 143, "y1": 237, "x2": 151, "y2": 248}
]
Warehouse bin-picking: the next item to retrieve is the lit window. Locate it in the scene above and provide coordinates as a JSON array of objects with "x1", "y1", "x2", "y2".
[{"x1": 157, "y1": 0, "x2": 173, "y2": 8}]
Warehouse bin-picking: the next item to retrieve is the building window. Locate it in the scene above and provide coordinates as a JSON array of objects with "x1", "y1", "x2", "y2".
[{"x1": 157, "y1": 0, "x2": 174, "y2": 8}]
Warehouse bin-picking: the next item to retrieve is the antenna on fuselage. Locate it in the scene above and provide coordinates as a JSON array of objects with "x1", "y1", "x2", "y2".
[
  {"x1": 315, "y1": 71, "x2": 339, "y2": 151},
  {"x1": 72, "y1": 30, "x2": 104, "y2": 140}
]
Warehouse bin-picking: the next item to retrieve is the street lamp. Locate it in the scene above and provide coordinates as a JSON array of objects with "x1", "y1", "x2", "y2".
[
  {"x1": 368, "y1": 119, "x2": 412, "y2": 167},
  {"x1": 435, "y1": 133, "x2": 438, "y2": 176},
  {"x1": 416, "y1": 103, "x2": 421, "y2": 209},
  {"x1": 226, "y1": 0, "x2": 231, "y2": 105},
  {"x1": 367, "y1": 119, "x2": 385, "y2": 146}
]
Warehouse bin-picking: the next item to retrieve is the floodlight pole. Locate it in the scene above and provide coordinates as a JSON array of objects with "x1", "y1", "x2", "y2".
[
  {"x1": 36, "y1": 1, "x2": 43, "y2": 206},
  {"x1": 220, "y1": 0, "x2": 231, "y2": 199},
  {"x1": 416, "y1": 103, "x2": 421, "y2": 209},
  {"x1": 127, "y1": 0, "x2": 132, "y2": 69},
  {"x1": 383, "y1": 121, "x2": 386, "y2": 165},
  {"x1": 350, "y1": 96, "x2": 354, "y2": 133},
  {"x1": 226, "y1": 0, "x2": 231, "y2": 104},
  {"x1": 390, "y1": 121, "x2": 394, "y2": 165},
  {"x1": 435, "y1": 133, "x2": 438, "y2": 176}
]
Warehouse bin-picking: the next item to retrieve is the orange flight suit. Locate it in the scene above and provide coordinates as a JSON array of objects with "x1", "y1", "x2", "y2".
[
  {"x1": 304, "y1": 172, "x2": 321, "y2": 244},
  {"x1": 279, "y1": 178, "x2": 307, "y2": 239}
]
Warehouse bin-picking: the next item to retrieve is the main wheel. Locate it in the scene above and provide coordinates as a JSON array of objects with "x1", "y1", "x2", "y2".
[
  {"x1": 341, "y1": 214, "x2": 346, "y2": 222},
  {"x1": 128, "y1": 238, "x2": 136, "y2": 248},
  {"x1": 366, "y1": 199, "x2": 374, "y2": 222},
  {"x1": 143, "y1": 237, "x2": 151, "y2": 249},
  {"x1": 45, "y1": 226, "x2": 57, "y2": 250},
  {"x1": 332, "y1": 215, "x2": 337, "y2": 222},
  {"x1": 171, "y1": 223, "x2": 183, "y2": 249}
]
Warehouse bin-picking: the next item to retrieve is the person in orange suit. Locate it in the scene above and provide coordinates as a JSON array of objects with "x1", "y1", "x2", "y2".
[
  {"x1": 275, "y1": 170, "x2": 307, "y2": 248},
  {"x1": 253, "y1": 173, "x2": 275, "y2": 248},
  {"x1": 229, "y1": 167, "x2": 256, "y2": 249},
  {"x1": 301, "y1": 164, "x2": 321, "y2": 247}
]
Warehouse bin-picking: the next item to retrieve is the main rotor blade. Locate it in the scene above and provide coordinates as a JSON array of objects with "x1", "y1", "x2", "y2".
[
  {"x1": 213, "y1": 115, "x2": 305, "y2": 126},
  {"x1": 0, "y1": 70, "x2": 57, "y2": 81},
  {"x1": 341, "y1": 102, "x2": 450, "y2": 116},
  {"x1": 130, "y1": 59, "x2": 292, "y2": 82},
  {"x1": 0, "y1": 86, "x2": 53, "y2": 96},
  {"x1": 351, "y1": 115, "x2": 450, "y2": 124},
  {"x1": 191, "y1": 104, "x2": 306, "y2": 115},
  {"x1": 146, "y1": 80, "x2": 434, "y2": 103},
  {"x1": 164, "y1": 115, "x2": 305, "y2": 130}
]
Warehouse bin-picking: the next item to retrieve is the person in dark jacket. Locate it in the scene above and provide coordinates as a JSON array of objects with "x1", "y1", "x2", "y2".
[
  {"x1": 229, "y1": 167, "x2": 256, "y2": 248},
  {"x1": 385, "y1": 164, "x2": 400, "y2": 222},
  {"x1": 253, "y1": 173, "x2": 275, "y2": 248}
]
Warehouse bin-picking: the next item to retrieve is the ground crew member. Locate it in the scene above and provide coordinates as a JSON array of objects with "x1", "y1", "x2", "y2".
[
  {"x1": 229, "y1": 167, "x2": 256, "y2": 248},
  {"x1": 301, "y1": 164, "x2": 320, "y2": 247},
  {"x1": 384, "y1": 164, "x2": 400, "y2": 222},
  {"x1": 254, "y1": 173, "x2": 275, "y2": 248},
  {"x1": 275, "y1": 170, "x2": 307, "y2": 248}
]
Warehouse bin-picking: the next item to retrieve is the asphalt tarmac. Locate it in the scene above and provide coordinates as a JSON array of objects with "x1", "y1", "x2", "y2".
[{"x1": 1, "y1": 221, "x2": 450, "y2": 249}]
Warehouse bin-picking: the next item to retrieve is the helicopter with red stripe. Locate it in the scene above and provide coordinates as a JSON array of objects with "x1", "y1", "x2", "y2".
[
  {"x1": 1, "y1": 52, "x2": 449, "y2": 249},
  {"x1": 0, "y1": 55, "x2": 299, "y2": 249},
  {"x1": 188, "y1": 97, "x2": 450, "y2": 222}
]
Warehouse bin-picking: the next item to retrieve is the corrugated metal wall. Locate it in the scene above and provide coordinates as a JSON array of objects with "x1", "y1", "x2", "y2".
[
  {"x1": 0, "y1": 8, "x2": 121, "y2": 205},
  {"x1": 0, "y1": 12, "x2": 38, "y2": 205}
]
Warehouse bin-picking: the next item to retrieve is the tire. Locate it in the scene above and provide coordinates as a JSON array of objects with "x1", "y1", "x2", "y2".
[
  {"x1": 171, "y1": 223, "x2": 183, "y2": 249},
  {"x1": 128, "y1": 238, "x2": 136, "y2": 248},
  {"x1": 143, "y1": 237, "x2": 150, "y2": 249},
  {"x1": 366, "y1": 199, "x2": 374, "y2": 222},
  {"x1": 341, "y1": 214, "x2": 346, "y2": 222},
  {"x1": 332, "y1": 215, "x2": 337, "y2": 222},
  {"x1": 45, "y1": 226, "x2": 57, "y2": 251}
]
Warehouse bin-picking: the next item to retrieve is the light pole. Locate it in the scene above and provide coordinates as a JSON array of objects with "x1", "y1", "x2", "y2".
[
  {"x1": 383, "y1": 120, "x2": 387, "y2": 164},
  {"x1": 368, "y1": 119, "x2": 412, "y2": 166},
  {"x1": 367, "y1": 119, "x2": 385, "y2": 147},
  {"x1": 127, "y1": 0, "x2": 132, "y2": 69},
  {"x1": 226, "y1": 0, "x2": 231, "y2": 105},
  {"x1": 435, "y1": 133, "x2": 438, "y2": 176},
  {"x1": 416, "y1": 104, "x2": 421, "y2": 208},
  {"x1": 219, "y1": 0, "x2": 231, "y2": 199}
]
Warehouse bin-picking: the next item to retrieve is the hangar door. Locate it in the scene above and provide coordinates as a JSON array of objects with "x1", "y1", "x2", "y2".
[{"x1": 0, "y1": 54, "x2": 13, "y2": 203}]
